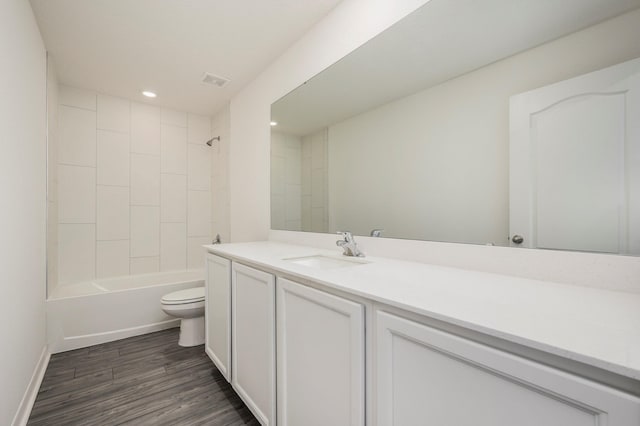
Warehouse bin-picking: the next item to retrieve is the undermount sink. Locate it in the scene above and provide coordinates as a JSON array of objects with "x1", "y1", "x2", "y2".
[{"x1": 283, "y1": 255, "x2": 368, "y2": 269}]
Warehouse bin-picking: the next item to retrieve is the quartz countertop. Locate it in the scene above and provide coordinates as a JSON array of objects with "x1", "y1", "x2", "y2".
[{"x1": 205, "y1": 241, "x2": 640, "y2": 381}]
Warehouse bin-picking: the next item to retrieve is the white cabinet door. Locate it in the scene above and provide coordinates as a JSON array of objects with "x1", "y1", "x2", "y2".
[
  {"x1": 277, "y1": 278, "x2": 365, "y2": 426},
  {"x1": 232, "y1": 263, "x2": 276, "y2": 426},
  {"x1": 376, "y1": 310, "x2": 640, "y2": 426},
  {"x1": 204, "y1": 253, "x2": 231, "y2": 382}
]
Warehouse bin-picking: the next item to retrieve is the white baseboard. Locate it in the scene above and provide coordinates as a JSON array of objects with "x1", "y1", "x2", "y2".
[
  {"x1": 50, "y1": 319, "x2": 180, "y2": 354},
  {"x1": 12, "y1": 345, "x2": 50, "y2": 426}
]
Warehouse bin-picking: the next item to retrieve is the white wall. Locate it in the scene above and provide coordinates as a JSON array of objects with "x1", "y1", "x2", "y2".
[
  {"x1": 56, "y1": 86, "x2": 215, "y2": 286},
  {"x1": 328, "y1": 8, "x2": 640, "y2": 245},
  {"x1": 229, "y1": 0, "x2": 429, "y2": 242},
  {"x1": 0, "y1": 0, "x2": 47, "y2": 423}
]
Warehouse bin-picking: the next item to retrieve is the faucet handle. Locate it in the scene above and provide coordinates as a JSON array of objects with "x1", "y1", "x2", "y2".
[
  {"x1": 370, "y1": 229, "x2": 384, "y2": 237},
  {"x1": 336, "y1": 231, "x2": 353, "y2": 241}
]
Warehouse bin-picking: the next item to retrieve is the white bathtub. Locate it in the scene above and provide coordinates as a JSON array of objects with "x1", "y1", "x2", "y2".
[{"x1": 47, "y1": 270, "x2": 204, "y2": 353}]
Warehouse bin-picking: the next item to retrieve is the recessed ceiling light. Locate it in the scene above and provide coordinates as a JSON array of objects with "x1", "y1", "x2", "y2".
[
  {"x1": 270, "y1": 121, "x2": 278, "y2": 126},
  {"x1": 142, "y1": 91, "x2": 157, "y2": 98}
]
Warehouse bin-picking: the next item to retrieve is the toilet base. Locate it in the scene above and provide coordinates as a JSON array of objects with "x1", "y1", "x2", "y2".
[{"x1": 178, "y1": 316, "x2": 205, "y2": 347}]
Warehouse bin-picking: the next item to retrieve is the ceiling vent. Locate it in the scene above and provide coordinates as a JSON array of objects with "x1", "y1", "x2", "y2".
[{"x1": 201, "y1": 72, "x2": 230, "y2": 87}]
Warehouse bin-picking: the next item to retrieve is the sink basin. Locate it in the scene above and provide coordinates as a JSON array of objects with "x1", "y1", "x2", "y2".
[{"x1": 283, "y1": 255, "x2": 367, "y2": 269}]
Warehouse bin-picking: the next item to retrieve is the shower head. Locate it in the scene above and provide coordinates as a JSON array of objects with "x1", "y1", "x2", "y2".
[{"x1": 206, "y1": 136, "x2": 221, "y2": 146}]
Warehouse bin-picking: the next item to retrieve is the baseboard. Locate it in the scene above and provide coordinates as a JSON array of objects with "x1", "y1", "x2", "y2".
[
  {"x1": 11, "y1": 345, "x2": 50, "y2": 426},
  {"x1": 50, "y1": 319, "x2": 180, "y2": 354}
]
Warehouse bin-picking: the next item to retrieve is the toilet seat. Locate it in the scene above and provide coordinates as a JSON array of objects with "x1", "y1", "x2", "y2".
[{"x1": 161, "y1": 287, "x2": 205, "y2": 305}]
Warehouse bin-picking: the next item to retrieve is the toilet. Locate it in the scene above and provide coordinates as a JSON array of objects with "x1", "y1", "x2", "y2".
[{"x1": 160, "y1": 287, "x2": 205, "y2": 347}]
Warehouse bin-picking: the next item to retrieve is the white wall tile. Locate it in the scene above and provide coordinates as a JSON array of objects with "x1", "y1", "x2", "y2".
[
  {"x1": 301, "y1": 157, "x2": 311, "y2": 195},
  {"x1": 57, "y1": 86, "x2": 213, "y2": 282},
  {"x1": 187, "y1": 114, "x2": 211, "y2": 144},
  {"x1": 285, "y1": 184, "x2": 301, "y2": 221},
  {"x1": 187, "y1": 190, "x2": 211, "y2": 237},
  {"x1": 97, "y1": 186, "x2": 129, "y2": 240},
  {"x1": 302, "y1": 138, "x2": 312, "y2": 158},
  {"x1": 311, "y1": 168, "x2": 325, "y2": 208},
  {"x1": 97, "y1": 240, "x2": 130, "y2": 278},
  {"x1": 187, "y1": 237, "x2": 209, "y2": 270},
  {"x1": 58, "y1": 165, "x2": 96, "y2": 223},
  {"x1": 286, "y1": 148, "x2": 301, "y2": 184},
  {"x1": 212, "y1": 165, "x2": 228, "y2": 191},
  {"x1": 130, "y1": 257, "x2": 159, "y2": 275},
  {"x1": 271, "y1": 194, "x2": 285, "y2": 230},
  {"x1": 97, "y1": 94, "x2": 130, "y2": 133},
  {"x1": 212, "y1": 189, "x2": 228, "y2": 226},
  {"x1": 59, "y1": 85, "x2": 96, "y2": 110},
  {"x1": 271, "y1": 156, "x2": 285, "y2": 195},
  {"x1": 312, "y1": 137, "x2": 326, "y2": 170},
  {"x1": 302, "y1": 195, "x2": 312, "y2": 231},
  {"x1": 131, "y1": 102, "x2": 160, "y2": 155},
  {"x1": 161, "y1": 174, "x2": 187, "y2": 222},
  {"x1": 212, "y1": 144, "x2": 228, "y2": 180},
  {"x1": 161, "y1": 125, "x2": 187, "y2": 174},
  {"x1": 271, "y1": 135, "x2": 285, "y2": 157},
  {"x1": 161, "y1": 108, "x2": 187, "y2": 127},
  {"x1": 216, "y1": 227, "x2": 230, "y2": 245},
  {"x1": 286, "y1": 220, "x2": 302, "y2": 231},
  {"x1": 59, "y1": 106, "x2": 96, "y2": 166},
  {"x1": 160, "y1": 223, "x2": 187, "y2": 271},
  {"x1": 130, "y1": 206, "x2": 160, "y2": 257},
  {"x1": 188, "y1": 144, "x2": 211, "y2": 191},
  {"x1": 311, "y1": 207, "x2": 325, "y2": 233},
  {"x1": 131, "y1": 154, "x2": 160, "y2": 205},
  {"x1": 59, "y1": 224, "x2": 95, "y2": 285},
  {"x1": 97, "y1": 130, "x2": 129, "y2": 186}
]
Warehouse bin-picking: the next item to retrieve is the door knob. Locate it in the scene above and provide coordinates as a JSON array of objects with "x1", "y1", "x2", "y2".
[{"x1": 511, "y1": 234, "x2": 524, "y2": 244}]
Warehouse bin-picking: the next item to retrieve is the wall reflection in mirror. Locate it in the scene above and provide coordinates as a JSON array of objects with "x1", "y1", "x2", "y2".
[{"x1": 270, "y1": 0, "x2": 640, "y2": 255}]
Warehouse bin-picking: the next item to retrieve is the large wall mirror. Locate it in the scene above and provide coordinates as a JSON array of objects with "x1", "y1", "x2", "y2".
[{"x1": 270, "y1": 0, "x2": 640, "y2": 255}]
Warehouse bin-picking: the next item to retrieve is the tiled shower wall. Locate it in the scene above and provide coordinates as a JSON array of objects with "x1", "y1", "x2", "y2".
[
  {"x1": 301, "y1": 129, "x2": 328, "y2": 233},
  {"x1": 270, "y1": 128, "x2": 327, "y2": 233},
  {"x1": 56, "y1": 85, "x2": 215, "y2": 286},
  {"x1": 211, "y1": 104, "x2": 231, "y2": 243},
  {"x1": 271, "y1": 131, "x2": 302, "y2": 231}
]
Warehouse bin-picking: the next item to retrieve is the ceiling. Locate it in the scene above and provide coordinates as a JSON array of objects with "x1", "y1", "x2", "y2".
[
  {"x1": 271, "y1": 0, "x2": 640, "y2": 135},
  {"x1": 30, "y1": 0, "x2": 343, "y2": 115}
]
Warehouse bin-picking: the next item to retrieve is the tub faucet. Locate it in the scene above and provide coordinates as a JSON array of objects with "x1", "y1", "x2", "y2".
[{"x1": 336, "y1": 231, "x2": 365, "y2": 257}]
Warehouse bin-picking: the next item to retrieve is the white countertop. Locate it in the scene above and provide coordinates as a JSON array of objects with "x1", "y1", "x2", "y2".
[{"x1": 206, "y1": 241, "x2": 640, "y2": 381}]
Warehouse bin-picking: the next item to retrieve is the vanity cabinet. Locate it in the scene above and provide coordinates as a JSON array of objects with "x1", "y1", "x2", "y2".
[
  {"x1": 204, "y1": 253, "x2": 231, "y2": 381},
  {"x1": 276, "y1": 277, "x2": 365, "y2": 426},
  {"x1": 375, "y1": 310, "x2": 640, "y2": 426},
  {"x1": 206, "y1": 246, "x2": 640, "y2": 426},
  {"x1": 231, "y1": 263, "x2": 276, "y2": 426}
]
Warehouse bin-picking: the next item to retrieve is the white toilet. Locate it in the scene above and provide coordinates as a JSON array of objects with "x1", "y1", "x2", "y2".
[{"x1": 160, "y1": 287, "x2": 205, "y2": 347}]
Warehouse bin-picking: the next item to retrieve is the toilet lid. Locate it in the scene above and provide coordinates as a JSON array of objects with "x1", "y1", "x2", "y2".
[{"x1": 161, "y1": 287, "x2": 205, "y2": 305}]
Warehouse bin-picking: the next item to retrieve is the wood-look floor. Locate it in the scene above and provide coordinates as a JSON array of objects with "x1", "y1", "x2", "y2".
[{"x1": 28, "y1": 328, "x2": 259, "y2": 426}]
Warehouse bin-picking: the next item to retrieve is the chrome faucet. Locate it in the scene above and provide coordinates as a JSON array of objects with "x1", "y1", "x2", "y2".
[{"x1": 336, "y1": 231, "x2": 365, "y2": 257}]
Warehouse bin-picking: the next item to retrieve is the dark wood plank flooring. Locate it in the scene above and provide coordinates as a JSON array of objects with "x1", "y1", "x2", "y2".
[{"x1": 28, "y1": 328, "x2": 259, "y2": 425}]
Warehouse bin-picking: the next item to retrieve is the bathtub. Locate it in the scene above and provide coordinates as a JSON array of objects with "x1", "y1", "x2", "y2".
[{"x1": 47, "y1": 270, "x2": 204, "y2": 353}]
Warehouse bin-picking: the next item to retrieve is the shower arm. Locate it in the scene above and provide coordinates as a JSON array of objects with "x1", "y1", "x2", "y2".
[{"x1": 206, "y1": 136, "x2": 221, "y2": 146}]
